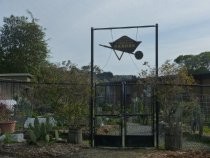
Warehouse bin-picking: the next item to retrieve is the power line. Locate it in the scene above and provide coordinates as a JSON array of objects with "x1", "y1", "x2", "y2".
[
  {"x1": 129, "y1": 53, "x2": 141, "y2": 73},
  {"x1": 135, "y1": 27, "x2": 139, "y2": 40},
  {"x1": 101, "y1": 29, "x2": 114, "y2": 70}
]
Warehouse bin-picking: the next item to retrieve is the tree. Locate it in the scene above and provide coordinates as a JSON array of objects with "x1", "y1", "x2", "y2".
[
  {"x1": 174, "y1": 52, "x2": 210, "y2": 74},
  {"x1": 0, "y1": 15, "x2": 49, "y2": 76},
  {"x1": 140, "y1": 60, "x2": 196, "y2": 149},
  {"x1": 29, "y1": 61, "x2": 90, "y2": 127},
  {"x1": 81, "y1": 64, "x2": 102, "y2": 74}
]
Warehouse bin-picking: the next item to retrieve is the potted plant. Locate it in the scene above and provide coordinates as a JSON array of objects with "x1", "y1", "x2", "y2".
[
  {"x1": 0, "y1": 103, "x2": 16, "y2": 134},
  {"x1": 56, "y1": 101, "x2": 87, "y2": 144}
]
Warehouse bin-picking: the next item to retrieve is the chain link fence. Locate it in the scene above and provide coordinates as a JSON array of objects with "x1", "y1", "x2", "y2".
[
  {"x1": 158, "y1": 84, "x2": 210, "y2": 150},
  {"x1": 0, "y1": 80, "x2": 90, "y2": 140},
  {"x1": 0, "y1": 80, "x2": 210, "y2": 150}
]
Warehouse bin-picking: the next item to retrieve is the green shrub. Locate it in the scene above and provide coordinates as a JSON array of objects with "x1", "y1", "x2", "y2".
[{"x1": 27, "y1": 117, "x2": 54, "y2": 145}]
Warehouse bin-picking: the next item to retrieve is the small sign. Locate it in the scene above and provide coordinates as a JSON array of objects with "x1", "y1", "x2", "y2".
[
  {"x1": 99, "y1": 35, "x2": 142, "y2": 60},
  {"x1": 109, "y1": 36, "x2": 141, "y2": 53}
]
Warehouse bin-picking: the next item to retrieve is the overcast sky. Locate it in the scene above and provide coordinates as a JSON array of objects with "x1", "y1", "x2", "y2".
[{"x1": 1, "y1": 0, "x2": 210, "y2": 75}]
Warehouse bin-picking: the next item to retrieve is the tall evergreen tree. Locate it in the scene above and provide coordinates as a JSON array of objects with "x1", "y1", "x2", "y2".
[
  {"x1": 0, "y1": 15, "x2": 49, "y2": 75},
  {"x1": 174, "y1": 52, "x2": 210, "y2": 74}
]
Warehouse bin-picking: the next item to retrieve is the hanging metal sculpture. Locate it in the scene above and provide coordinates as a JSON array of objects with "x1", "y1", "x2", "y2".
[{"x1": 99, "y1": 35, "x2": 143, "y2": 60}]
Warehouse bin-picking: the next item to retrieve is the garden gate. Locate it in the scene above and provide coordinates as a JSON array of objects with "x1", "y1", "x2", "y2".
[{"x1": 93, "y1": 82, "x2": 154, "y2": 147}]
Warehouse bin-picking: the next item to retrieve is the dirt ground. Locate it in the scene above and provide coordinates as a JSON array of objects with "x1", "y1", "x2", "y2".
[
  {"x1": 0, "y1": 143, "x2": 210, "y2": 158},
  {"x1": 67, "y1": 148, "x2": 210, "y2": 158}
]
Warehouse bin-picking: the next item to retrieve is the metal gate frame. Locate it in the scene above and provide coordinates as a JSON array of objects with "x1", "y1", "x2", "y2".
[
  {"x1": 90, "y1": 24, "x2": 159, "y2": 147},
  {"x1": 93, "y1": 82, "x2": 155, "y2": 147}
]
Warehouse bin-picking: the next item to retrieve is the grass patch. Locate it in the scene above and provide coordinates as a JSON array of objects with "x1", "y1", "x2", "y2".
[
  {"x1": 183, "y1": 132, "x2": 210, "y2": 145},
  {"x1": 203, "y1": 126, "x2": 210, "y2": 135}
]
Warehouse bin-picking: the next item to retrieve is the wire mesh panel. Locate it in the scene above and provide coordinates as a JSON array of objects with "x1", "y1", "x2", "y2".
[
  {"x1": 2, "y1": 80, "x2": 210, "y2": 149},
  {"x1": 124, "y1": 83, "x2": 154, "y2": 147},
  {"x1": 94, "y1": 83, "x2": 122, "y2": 147},
  {"x1": 158, "y1": 84, "x2": 210, "y2": 150},
  {"x1": 0, "y1": 81, "x2": 30, "y2": 126},
  {"x1": 0, "y1": 81, "x2": 90, "y2": 134},
  {"x1": 94, "y1": 82, "x2": 155, "y2": 147}
]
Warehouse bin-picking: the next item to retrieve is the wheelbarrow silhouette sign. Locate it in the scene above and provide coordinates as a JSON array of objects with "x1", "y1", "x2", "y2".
[{"x1": 99, "y1": 35, "x2": 143, "y2": 60}]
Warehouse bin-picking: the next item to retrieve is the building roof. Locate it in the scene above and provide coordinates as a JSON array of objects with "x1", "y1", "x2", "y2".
[
  {"x1": 0, "y1": 73, "x2": 33, "y2": 82},
  {"x1": 0, "y1": 73, "x2": 33, "y2": 78}
]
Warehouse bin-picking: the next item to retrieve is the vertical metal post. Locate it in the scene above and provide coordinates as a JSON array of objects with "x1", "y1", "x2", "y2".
[
  {"x1": 155, "y1": 24, "x2": 158, "y2": 77},
  {"x1": 155, "y1": 23, "x2": 159, "y2": 149},
  {"x1": 90, "y1": 27, "x2": 94, "y2": 147},
  {"x1": 152, "y1": 88, "x2": 155, "y2": 146},
  {"x1": 121, "y1": 82, "x2": 126, "y2": 147}
]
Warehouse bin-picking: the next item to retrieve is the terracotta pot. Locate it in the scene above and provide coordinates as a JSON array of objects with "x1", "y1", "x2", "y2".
[{"x1": 0, "y1": 121, "x2": 16, "y2": 133}]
